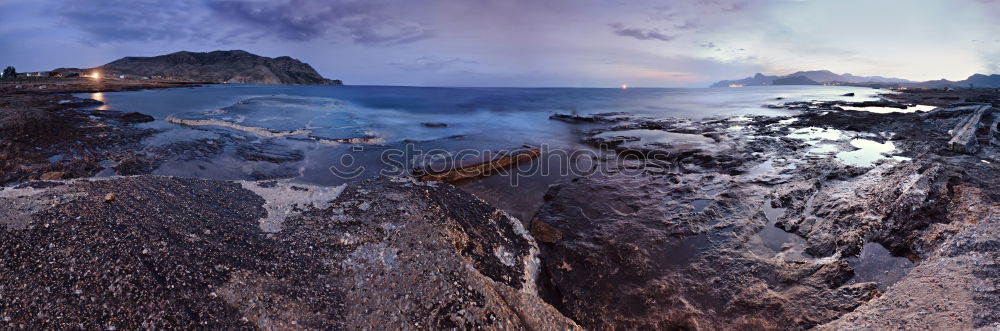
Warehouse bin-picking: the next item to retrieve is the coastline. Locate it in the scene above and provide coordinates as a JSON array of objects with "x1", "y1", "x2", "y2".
[
  {"x1": 1, "y1": 83, "x2": 998, "y2": 329},
  {"x1": 0, "y1": 78, "x2": 210, "y2": 185}
]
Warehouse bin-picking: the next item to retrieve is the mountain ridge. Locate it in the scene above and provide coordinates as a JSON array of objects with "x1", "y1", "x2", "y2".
[
  {"x1": 54, "y1": 50, "x2": 341, "y2": 85},
  {"x1": 711, "y1": 70, "x2": 914, "y2": 87},
  {"x1": 712, "y1": 70, "x2": 1000, "y2": 88}
]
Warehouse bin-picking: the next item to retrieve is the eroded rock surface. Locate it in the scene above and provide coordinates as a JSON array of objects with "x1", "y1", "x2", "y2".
[
  {"x1": 0, "y1": 175, "x2": 578, "y2": 330},
  {"x1": 819, "y1": 185, "x2": 1000, "y2": 330},
  {"x1": 534, "y1": 100, "x2": 999, "y2": 329}
]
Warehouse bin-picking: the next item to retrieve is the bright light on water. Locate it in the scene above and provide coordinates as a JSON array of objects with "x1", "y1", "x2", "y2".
[{"x1": 90, "y1": 92, "x2": 108, "y2": 110}]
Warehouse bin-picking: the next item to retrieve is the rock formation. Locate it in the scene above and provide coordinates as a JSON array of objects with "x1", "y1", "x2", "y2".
[{"x1": 533, "y1": 99, "x2": 999, "y2": 329}]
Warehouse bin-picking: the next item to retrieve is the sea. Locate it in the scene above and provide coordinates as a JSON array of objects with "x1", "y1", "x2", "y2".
[{"x1": 78, "y1": 85, "x2": 882, "y2": 221}]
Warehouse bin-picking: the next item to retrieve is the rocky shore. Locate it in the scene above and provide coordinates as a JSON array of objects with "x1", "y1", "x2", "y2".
[
  {"x1": 531, "y1": 93, "x2": 999, "y2": 329},
  {"x1": 2, "y1": 82, "x2": 999, "y2": 329},
  {"x1": 0, "y1": 79, "x2": 207, "y2": 185},
  {"x1": 0, "y1": 176, "x2": 578, "y2": 329}
]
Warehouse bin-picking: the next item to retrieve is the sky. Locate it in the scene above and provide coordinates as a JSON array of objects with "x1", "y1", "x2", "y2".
[{"x1": 1, "y1": 0, "x2": 998, "y2": 87}]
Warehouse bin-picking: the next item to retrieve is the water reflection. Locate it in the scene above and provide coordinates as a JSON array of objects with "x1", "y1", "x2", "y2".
[
  {"x1": 836, "y1": 139, "x2": 896, "y2": 167},
  {"x1": 90, "y1": 92, "x2": 108, "y2": 110},
  {"x1": 848, "y1": 242, "x2": 915, "y2": 291}
]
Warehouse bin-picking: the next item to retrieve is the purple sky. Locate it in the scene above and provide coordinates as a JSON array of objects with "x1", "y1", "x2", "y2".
[{"x1": 1, "y1": 0, "x2": 998, "y2": 87}]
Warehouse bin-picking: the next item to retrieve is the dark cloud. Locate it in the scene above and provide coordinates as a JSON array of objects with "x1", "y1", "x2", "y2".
[
  {"x1": 609, "y1": 23, "x2": 676, "y2": 42},
  {"x1": 55, "y1": 0, "x2": 209, "y2": 43},
  {"x1": 208, "y1": 0, "x2": 434, "y2": 45},
  {"x1": 388, "y1": 56, "x2": 475, "y2": 71},
  {"x1": 53, "y1": 0, "x2": 433, "y2": 46}
]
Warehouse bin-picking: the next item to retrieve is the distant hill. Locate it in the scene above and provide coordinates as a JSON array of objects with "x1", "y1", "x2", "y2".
[
  {"x1": 955, "y1": 74, "x2": 1000, "y2": 88},
  {"x1": 711, "y1": 70, "x2": 914, "y2": 87},
  {"x1": 712, "y1": 70, "x2": 1000, "y2": 89},
  {"x1": 54, "y1": 50, "x2": 341, "y2": 85},
  {"x1": 771, "y1": 76, "x2": 820, "y2": 85},
  {"x1": 854, "y1": 73, "x2": 1000, "y2": 89}
]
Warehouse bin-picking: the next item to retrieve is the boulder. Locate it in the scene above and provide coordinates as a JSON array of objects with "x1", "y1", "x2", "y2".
[{"x1": 57, "y1": 98, "x2": 104, "y2": 109}]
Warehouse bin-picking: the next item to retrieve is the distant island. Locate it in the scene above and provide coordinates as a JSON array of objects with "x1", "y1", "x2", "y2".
[
  {"x1": 50, "y1": 50, "x2": 342, "y2": 85},
  {"x1": 713, "y1": 69, "x2": 1000, "y2": 89}
]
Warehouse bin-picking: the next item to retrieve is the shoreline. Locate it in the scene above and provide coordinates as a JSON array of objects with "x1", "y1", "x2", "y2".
[
  {"x1": 0, "y1": 78, "x2": 209, "y2": 185},
  {"x1": 1, "y1": 84, "x2": 998, "y2": 329}
]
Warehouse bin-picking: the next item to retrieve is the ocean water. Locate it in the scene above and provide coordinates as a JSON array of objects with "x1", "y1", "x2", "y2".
[{"x1": 78, "y1": 84, "x2": 881, "y2": 221}]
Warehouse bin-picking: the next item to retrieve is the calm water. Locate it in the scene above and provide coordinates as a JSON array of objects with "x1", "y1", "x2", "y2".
[{"x1": 79, "y1": 85, "x2": 880, "y2": 221}]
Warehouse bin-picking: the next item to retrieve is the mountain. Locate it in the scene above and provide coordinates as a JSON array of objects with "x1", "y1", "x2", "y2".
[
  {"x1": 961, "y1": 74, "x2": 1000, "y2": 88},
  {"x1": 899, "y1": 74, "x2": 1000, "y2": 89},
  {"x1": 771, "y1": 76, "x2": 820, "y2": 85},
  {"x1": 56, "y1": 50, "x2": 341, "y2": 85},
  {"x1": 711, "y1": 70, "x2": 914, "y2": 87}
]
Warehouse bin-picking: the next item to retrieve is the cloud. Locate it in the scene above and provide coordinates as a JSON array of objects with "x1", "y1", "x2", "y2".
[
  {"x1": 208, "y1": 0, "x2": 434, "y2": 45},
  {"x1": 674, "y1": 20, "x2": 701, "y2": 30},
  {"x1": 388, "y1": 56, "x2": 475, "y2": 71},
  {"x1": 54, "y1": 0, "x2": 209, "y2": 43},
  {"x1": 695, "y1": 0, "x2": 751, "y2": 11},
  {"x1": 52, "y1": 0, "x2": 433, "y2": 46},
  {"x1": 609, "y1": 23, "x2": 676, "y2": 42},
  {"x1": 722, "y1": 1, "x2": 750, "y2": 12}
]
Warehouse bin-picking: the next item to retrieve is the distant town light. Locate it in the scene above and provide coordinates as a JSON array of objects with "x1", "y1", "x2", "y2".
[
  {"x1": 621, "y1": 84, "x2": 628, "y2": 89},
  {"x1": 89, "y1": 72, "x2": 101, "y2": 79}
]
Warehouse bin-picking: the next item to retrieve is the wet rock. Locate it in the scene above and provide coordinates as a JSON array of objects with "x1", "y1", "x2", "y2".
[
  {"x1": 56, "y1": 98, "x2": 103, "y2": 108},
  {"x1": 94, "y1": 111, "x2": 155, "y2": 123},
  {"x1": 1, "y1": 93, "x2": 157, "y2": 185},
  {"x1": 530, "y1": 219, "x2": 562, "y2": 243},
  {"x1": 0, "y1": 175, "x2": 578, "y2": 329},
  {"x1": 534, "y1": 92, "x2": 1000, "y2": 328},
  {"x1": 842, "y1": 93, "x2": 855, "y2": 97},
  {"x1": 236, "y1": 141, "x2": 305, "y2": 163},
  {"x1": 531, "y1": 169, "x2": 879, "y2": 329},
  {"x1": 778, "y1": 99, "x2": 909, "y2": 112},
  {"x1": 420, "y1": 122, "x2": 448, "y2": 128},
  {"x1": 818, "y1": 186, "x2": 1000, "y2": 330},
  {"x1": 549, "y1": 112, "x2": 632, "y2": 123},
  {"x1": 774, "y1": 161, "x2": 955, "y2": 257}
]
